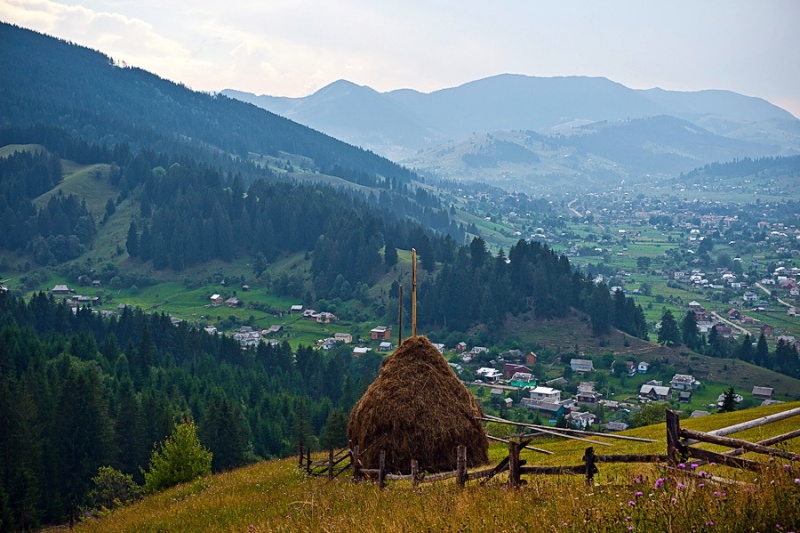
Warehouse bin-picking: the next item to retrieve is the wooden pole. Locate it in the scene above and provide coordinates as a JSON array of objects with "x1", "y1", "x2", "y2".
[
  {"x1": 352, "y1": 444, "x2": 362, "y2": 481},
  {"x1": 411, "y1": 248, "x2": 417, "y2": 337},
  {"x1": 398, "y1": 284, "x2": 403, "y2": 345},
  {"x1": 583, "y1": 446, "x2": 598, "y2": 485},
  {"x1": 298, "y1": 440, "x2": 304, "y2": 469},
  {"x1": 665, "y1": 409, "x2": 685, "y2": 465},
  {"x1": 457, "y1": 445, "x2": 467, "y2": 487},
  {"x1": 508, "y1": 439, "x2": 521, "y2": 488},
  {"x1": 306, "y1": 447, "x2": 311, "y2": 475},
  {"x1": 328, "y1": 448, "x2": 334, "y2": 480},
  {"x1": 681, "y1": 406, "x2": 800, "y2": 446},
  {"x1": 411, "y1": 459, "x2": 419, "y2": 487},
  {"x1": 378, "y1": 450, "x2": 386, "y2": 489}
]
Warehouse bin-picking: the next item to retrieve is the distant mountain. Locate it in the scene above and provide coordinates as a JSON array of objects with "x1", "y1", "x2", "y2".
[{"x1": 224, "y1": 74, "x2": 800, "y2": 189}]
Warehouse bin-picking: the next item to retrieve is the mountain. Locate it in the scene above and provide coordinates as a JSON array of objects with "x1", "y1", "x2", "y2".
[
  {"x1": 223, "y1": 74, "x2": 800, "y2": 190},
  {"x1": 0, "y1": 22, "x2": 416, "y2": 188}
]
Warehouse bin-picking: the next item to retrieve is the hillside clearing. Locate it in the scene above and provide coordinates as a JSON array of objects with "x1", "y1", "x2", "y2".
[{"x1": 62, "y1": 403, "x2": 800, "y2": 533}]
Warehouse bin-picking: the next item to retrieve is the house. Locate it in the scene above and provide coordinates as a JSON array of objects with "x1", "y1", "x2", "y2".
[
  {"x1": 688, "y1": 301, "x2": 706, "y2": 313},
  {"x1": 460, "y1": 353, "x2": 473, "y2": 363},
  {"x1": 169, "y1": 316, "x2": 183, "y2": 326},
  {"x1": 752, "y1": 386, "x2": 774, "y2": 400},
  {"x1": 509, "y1": 372, "x2": 535, "y2": 388},
  {"x1": 637, "y1": 361, "x2": 650, "y2": 374},
  {"x1": 503, "y1": 363, "x2": 531, "y2": 379},
  {"x1": 502, "y1": 349, "x2": 523, "y2": 361},
  {"x1": 577, "y1": 391, "x2": 601, "y2": 406},
  {"x1": 225, "y1": 297, "x2": 242, "y2": 308},
  {"x1": 378, "y1": 341, "x2": 394, "y2": 352},
  {"x1": 625, "y1": 361, "x2": 637, "y2": 376},
  {"x1": 528, "y1": 386, "x2": 561, "y2": 403},
  {"x1": 91, "y1": 280, "x2": 102, "y2": 287},
  {"x1": 470, "y1": 346, "x2": 489, "y2": 355},
  {"x1": 204, "y1": 325, "x2": 218, "y2": 335},
  {"x1": 670, "y1": 374, "x2": 700, "y2": 390},
  {"x1": 504, "y1": 398, "x2": 513, "y2": 408},
  {"x1": 302, "y1": 309, "x2": 317, "y2": 318},
  {"x1": 520, "y1": 398, "x2": 566, "y2": 419},
  {"x1": 760, "y1": 324, "x2": 775, "y2": 337},
  {"x1": 545, "y1": 376, "x2": 569, "y2": 387},
  {"x1": 432, "y1": 343, "x2": 445, "y2": 353},
  {"x1": 210, "y1": 294, "x2": 223, "y2": 306},
  {"x1": 716, "y1": 392, "x2": 743, "y2": 406},
  {"x1": 290, "y1": 304, "x2": 304, "y2": 313},
  {"x1": 566, "y1": 411, "x2": 597, "y2": 430},
  {"x1": 776, "y1": 335, "x2": 797, "y2": 347},
  {"x1": 370, "y1": 326, "x2": 392, "y2": 340},
  {"x1": 241, "y1": 284, "x2": 250, "y2": 292},
  {"x1": 455, "y1": 342, "x2": 467, "y2": 353},
  {"x1": 678, "y1": 391, "x2": 692, "y2": 403},
  {"x1": 316, "y1": 312, "x2": 337, "y2": 323},
  {"x1": 52, "y1": 284, "x2": 72, "y2": 295},
  {"x1": 639, "y1": 384, "x2": 671, "y2": 401},
  {"x1": 264, "y1": 325, "x2": 283, "y2": 335},
  {"x1": 606, "y1": 421, "x2": 629, "y2": 432},
  {"x1": 570, "y1": 358, "x2": 595, "y2": 373},
  {"x1": 353, "y1": 347, "x2": 370, "y2": 357},
  {"x1": 743, "y1": 291, "x2": 758, "y2": 302},
  {"x1": 525, "y1": 352, "x2": 538, "y2": 366},
  {"x1": 334, "y1": 333, "x2": 353, "y2": 344},
  {"x1": 690, "y1": 410, "x2": 710, "y2": 418},
  {"x1": 577, "y1": 381, "x2": 595, "y2": 393},
  {"x1": 476, "y1": 367, "x2": 502, "y2": 382}
]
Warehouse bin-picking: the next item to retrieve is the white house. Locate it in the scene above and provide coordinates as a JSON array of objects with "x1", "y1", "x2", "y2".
[
  {"x1": 639, "y1": 384, "x2": 671, "y2": 401},
  {"x1": 528, "y1": 386, "x2": 561, "y2": 403},
  {"x1": 353, "y1": 347, "x2": 370, "y2": 357},
  {"x1": 570, "y1": 359, "x2": 595, "y2": 373},
  {"x1": 670, "y1": 374, "x2": 700, "y2": 390},
  {"x1": 476, "y1": 367, "x2": 502, "y2": 382},
  {"x1": 637, "y1": 361, "x2": 650, "y2": 374}
]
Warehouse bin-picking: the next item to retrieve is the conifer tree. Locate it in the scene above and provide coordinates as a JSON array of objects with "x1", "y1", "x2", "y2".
[
  {"x1": 657, "y1": 309, "x2": 681, "y2": 346},
  {"x1": 143, "y1": 420, "x2": 211, "y2": 494}
]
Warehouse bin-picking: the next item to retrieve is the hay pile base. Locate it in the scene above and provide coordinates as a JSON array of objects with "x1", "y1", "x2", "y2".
[{"x1": 348, "y1": 335, "x2": 488, "y2": 473}]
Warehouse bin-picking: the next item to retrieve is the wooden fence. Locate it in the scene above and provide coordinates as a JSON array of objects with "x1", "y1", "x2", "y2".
[{"x1": 299, "y1": 407, "x2": 800, "y2": 488}]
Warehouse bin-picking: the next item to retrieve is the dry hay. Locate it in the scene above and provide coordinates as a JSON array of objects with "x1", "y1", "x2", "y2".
[{"x1": 347, "y1": 335, "x2": 489, "y2": 473}]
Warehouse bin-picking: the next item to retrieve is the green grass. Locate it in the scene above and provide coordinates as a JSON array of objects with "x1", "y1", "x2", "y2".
[{"x1": 58, "y1": 402, "x2": 800, "y2": 532}]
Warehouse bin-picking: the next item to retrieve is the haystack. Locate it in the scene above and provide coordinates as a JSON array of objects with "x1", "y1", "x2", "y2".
[{"x1": 347, "y1": 335, "x2": 489, "y2": 473}]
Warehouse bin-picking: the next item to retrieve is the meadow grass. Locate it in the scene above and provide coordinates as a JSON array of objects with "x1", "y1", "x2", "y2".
[{"x1": 63, "y1": 403, "x2": 800, "y2": 533}]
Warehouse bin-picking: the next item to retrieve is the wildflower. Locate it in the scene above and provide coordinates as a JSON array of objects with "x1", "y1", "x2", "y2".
[
  {"x1": 628, "y1": 527, "x2": 634, "y2": 531},
  {"x1": 678, "y1": 463, "x2": 686, "y2": 469},
  {"x1": 655, "y1": 478, "x2": 665, "y2": 488},
  {"x1": 698, "y1": 483, "x2": 705, "y2": 488},
  {"x1": 784, "y1": 465, "x2": 791, "y2": 470},
  {"x1": 671, "y1": 497, "x2": 677, "y2": 503},
  {"x1": 713, "y1": 491, "x2": 721, "y2": 497},
  {"x1": 677, "y1": 483, "x2": 686, "y2": 489},
  {"x1": 625, "y1": 516, "x2": 631, "y2": 522},
  {"x1": 635, "y1": 491, "x2": 643, "y2": 497},
  {"x1": 706, "y1": 521, "x2": 714, "y2": 526},
  {"x1": 633, "y1": 475, "x2": 643, "y2": 483},
  {"x1": 628, "y1": 500, "x2": 635, "y2": 506},
  {"x1": 698, "y1": 471, "x2": 707, "y2": 477},
  {"x1": 690, "y1": 463, "x2": 698, "y2": 469},
  {"x1": 794, "y1": 478, "x2": 800, "y2": 484}
]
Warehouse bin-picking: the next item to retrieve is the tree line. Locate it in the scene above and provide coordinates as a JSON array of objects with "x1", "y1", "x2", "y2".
[{"x1": 0, "y1": 291, "x2": 381, "y2": 530}]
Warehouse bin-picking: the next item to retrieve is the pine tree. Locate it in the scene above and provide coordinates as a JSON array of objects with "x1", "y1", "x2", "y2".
[
  {"x1": 657, "y1": 309, "x2": 681, "y2": 346},
  {"x1": 719, "y1": 387, "x2": 737, "y2": 413},
  {"x1": 125, "y1": 221, "x2": 138, "y2": 258},
  {"x1": 143, "y1": 420, "x2": 212, "y2": 494},
  {"x1": 681, "y1": 311, "x2": 700, "y2": 350},
  {"x1": 320, "y1": 408, "x2": 348, "y2": 450}
]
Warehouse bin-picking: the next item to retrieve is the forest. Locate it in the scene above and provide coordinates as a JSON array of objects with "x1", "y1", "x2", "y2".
[{"x1": 0, "y1": 290, "x2": 381, "y2": 529}]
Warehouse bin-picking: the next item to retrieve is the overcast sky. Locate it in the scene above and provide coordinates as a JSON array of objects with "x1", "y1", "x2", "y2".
[{"x1": 2, "y1": 0, "x2": 799, "y2": 117}]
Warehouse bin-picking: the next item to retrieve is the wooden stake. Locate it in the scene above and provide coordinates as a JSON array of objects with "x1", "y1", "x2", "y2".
[
  {"x1": 398, "y1": 284, "x2": 403, "y2": 345},
  {"x1": 411, "y1": 248, "x2": 417, "y2": 337}
]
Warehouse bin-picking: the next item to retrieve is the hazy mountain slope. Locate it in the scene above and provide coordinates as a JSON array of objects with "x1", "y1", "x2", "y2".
[
  {"x1": 224, "y1": 73, "x2": 798, "y2": 165},
  {"x1": 0, "y1": 22, "x2": 415, "y2": 186}
]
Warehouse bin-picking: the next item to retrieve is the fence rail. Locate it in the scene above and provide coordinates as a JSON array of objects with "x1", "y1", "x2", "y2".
[{"x1": 299, "y1": 407, "x2": 799, "y2": 488}]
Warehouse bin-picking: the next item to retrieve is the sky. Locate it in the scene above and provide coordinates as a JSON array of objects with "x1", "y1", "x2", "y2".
[{"x1": 2, "y1": 0, "x2": 799, "y2": 118}]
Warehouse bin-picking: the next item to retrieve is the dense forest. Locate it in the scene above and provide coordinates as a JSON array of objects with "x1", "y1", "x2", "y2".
[{"x1": 0, "y1": 290, "x2": 381, "y2": 529}]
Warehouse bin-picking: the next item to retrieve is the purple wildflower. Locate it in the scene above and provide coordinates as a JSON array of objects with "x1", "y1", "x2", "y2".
[
  {"x1": 706, "y1": 521, "x2": 714, "y2": 526},
  {"x1": 655, "y1": 478, "x2": 665, "y2": 488}
]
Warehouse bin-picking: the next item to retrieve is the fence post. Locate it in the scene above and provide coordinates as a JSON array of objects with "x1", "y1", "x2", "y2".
[
  {"x1": 583, "y1": 446, "x2": 597, "y2": 485},
  {"x1": 665, "y1": 409, "x2": 685, "y2": 465},
  {"x1": 378, "y1": 450, "x2": 386, "y2": 489},
  {"x1": 411, "y1": 459, "x2": 419, "y2": 487},
  {"x1": 306, "y1": 446, "x2": 312, "y2": 475},
  {"x1": 457, "y1": 445, "x2": 467, "y2": 487},
  {"x1": 352, "y1": 445, "x2": 362, "y2": 481},
  {"x1": 328, "y1": 448, "x2": 334, "y2": 480},
  {"x1": 508, "y1": 438, "x2": 521, "y2": 488},
  {"x1": 298, "y1": 439, "x2": 304, "y2": 469}
]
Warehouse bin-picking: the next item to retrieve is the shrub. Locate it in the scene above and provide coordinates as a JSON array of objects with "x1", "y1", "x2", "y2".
[
  {"x1": 88, "y1": 466, "x2": 142, "y2": 510},
  {"x1": 143, "y1": 420, "x2": 212, "y2": 493}
]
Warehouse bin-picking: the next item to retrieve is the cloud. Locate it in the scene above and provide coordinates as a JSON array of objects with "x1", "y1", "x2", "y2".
[{"x1": 0, "y1": 0, "x2": 198, "y2": 80}]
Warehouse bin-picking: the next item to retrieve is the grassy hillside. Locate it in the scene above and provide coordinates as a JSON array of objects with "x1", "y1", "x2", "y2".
[{"x1": 59, "y1": 402, "x2": 800, "y2": 532}]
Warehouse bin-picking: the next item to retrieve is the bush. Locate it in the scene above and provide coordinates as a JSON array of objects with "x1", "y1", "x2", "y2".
[
  {"x1": 143, "y1": 420, "x2": 212, "y2": 493},
  {"x1": 88, "y1": 466, "x2": 142, "y2": 510}
]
